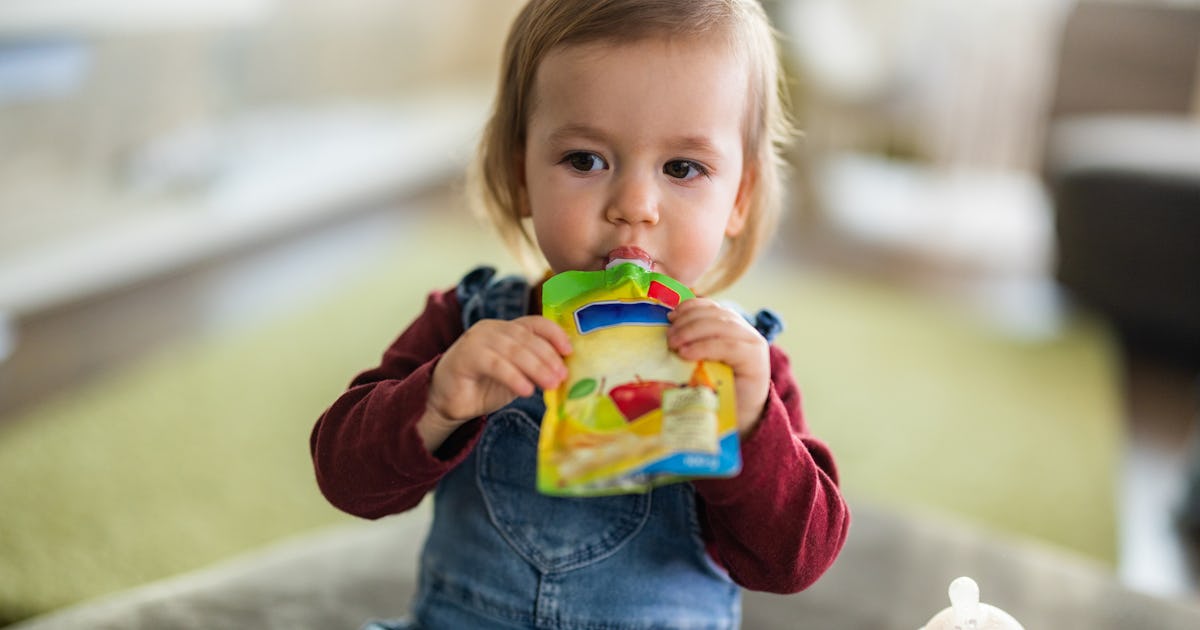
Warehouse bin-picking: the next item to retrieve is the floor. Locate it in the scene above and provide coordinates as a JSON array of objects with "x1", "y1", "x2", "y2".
[{"x1": 2, "y1": 185, "x2": 1199, "y2": 604}]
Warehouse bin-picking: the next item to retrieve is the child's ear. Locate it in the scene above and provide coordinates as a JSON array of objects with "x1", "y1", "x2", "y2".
[{"x1": 725, "y1": 167, "x2": 755, "y2": 237}]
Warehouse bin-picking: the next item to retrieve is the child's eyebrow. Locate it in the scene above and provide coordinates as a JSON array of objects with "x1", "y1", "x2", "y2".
[
  {"x1": 665, "y1": 135, "x2": 723, "y2": 159},
  {"x1": 547, "y1": 124, "x2": 609, "y2": 148},
  {"x1": 548, "y1": 124, "x2": 724, "y2": 160}
]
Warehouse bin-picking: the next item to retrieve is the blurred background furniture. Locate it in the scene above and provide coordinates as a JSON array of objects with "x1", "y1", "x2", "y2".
[
  {"x1": 1043, "y1": 0, "x2": 1200, "y2": 364},
  {"x1": 10, "y1": 501, "x2": 1200, "y2": 630},
  {"x1": 775, "y1": 0, "x2": 1200, "y2": 597}
]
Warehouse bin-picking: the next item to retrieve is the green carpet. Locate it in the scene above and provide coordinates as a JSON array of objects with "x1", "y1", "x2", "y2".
[{"x1": 0, "y1": 211, "x2": 1122, "y2": 624}]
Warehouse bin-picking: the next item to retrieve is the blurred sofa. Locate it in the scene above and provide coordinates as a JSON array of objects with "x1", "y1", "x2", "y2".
[
  {"x1": 1044, "y1": 0, "x2": 1200, "y2": 362},
  {"x1": 10, "y1": 500, "x2": 1200, "y2": 630}
]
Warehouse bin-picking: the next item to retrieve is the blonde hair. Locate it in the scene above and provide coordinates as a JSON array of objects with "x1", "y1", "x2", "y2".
[{"x1": 471, "y1": 0, "x2": 793, "y2": 293}]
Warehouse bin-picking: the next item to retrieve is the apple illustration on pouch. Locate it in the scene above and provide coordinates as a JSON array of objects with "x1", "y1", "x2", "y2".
[{"x1": 608, "y1": 378, "x2": 677, "y2": 421}]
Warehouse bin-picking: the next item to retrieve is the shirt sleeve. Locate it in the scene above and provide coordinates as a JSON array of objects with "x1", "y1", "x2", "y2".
[
  {"x1": 309, "y1": 287, "x2": 485, "y2": 519},
  {"x1": 691, "y1": 345, "x2": 851, "y2": 593}
]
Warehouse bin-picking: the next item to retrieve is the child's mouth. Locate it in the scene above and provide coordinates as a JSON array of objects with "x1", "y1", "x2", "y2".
[{"x1": 604, "y1": 246, "x2": 653, "y2": 271}]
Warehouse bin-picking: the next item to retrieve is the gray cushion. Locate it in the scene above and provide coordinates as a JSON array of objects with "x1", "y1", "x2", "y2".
[{"x1": 12, "y1": 500, "x2": 1200, "y2": 630}]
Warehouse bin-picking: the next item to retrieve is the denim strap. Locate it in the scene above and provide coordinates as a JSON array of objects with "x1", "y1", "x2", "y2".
[
  {"x1": 747, "y1": 307, "x2": 784, "y2": 343},
  {"x1": 456, "y1": 266, "x2": 530, "y2": 330}
]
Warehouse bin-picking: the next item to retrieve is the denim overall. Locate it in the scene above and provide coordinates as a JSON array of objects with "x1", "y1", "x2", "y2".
[{"x1": 367, "y1": 268, "x2": 781, "y2": 630}]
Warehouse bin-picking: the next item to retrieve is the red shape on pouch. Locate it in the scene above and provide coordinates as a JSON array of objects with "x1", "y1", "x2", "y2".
[
  {"x1": 648, "y1": 281, "x2": 680, "y2": 308},
  {"x1": 609, "y1": 378, "x2": 676, "y2": 421}
]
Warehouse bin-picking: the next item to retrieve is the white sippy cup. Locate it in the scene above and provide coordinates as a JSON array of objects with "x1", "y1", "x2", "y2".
[{"x1": 919, "y1": 576, "x2": 1024, "y2": 630}]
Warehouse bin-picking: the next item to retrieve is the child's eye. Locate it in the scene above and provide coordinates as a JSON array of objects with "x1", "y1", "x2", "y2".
[
  {"x1": 663, "y1": 160, "x2": 706, "y2": 180},
  {"x1": 564, "y1": 152, "x2": 607, "y2": 173}
]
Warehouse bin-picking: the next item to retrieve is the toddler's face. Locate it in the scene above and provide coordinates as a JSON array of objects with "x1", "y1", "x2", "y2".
[{"x1": 521, "y1": 36, "x2": 751, "y2": 288}]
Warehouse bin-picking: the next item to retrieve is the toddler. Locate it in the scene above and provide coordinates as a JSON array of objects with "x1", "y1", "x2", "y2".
[{"x1": 311, "y1": 1, "x2": 850, "y2": 628}]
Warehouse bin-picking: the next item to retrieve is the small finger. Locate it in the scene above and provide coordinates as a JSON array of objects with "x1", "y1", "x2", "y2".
[
  {"x1": 506, "y1": 339, "x2": 568, "y2": 390},
  {"x1": 673, "y1": 336, "x2": 751, "y2": 365},
  {"x1": 517, "y1": 316, "x2": 574, "y2": 357},
  {"x1": 669, "y1": 299, "x2": 739, "y2": 326},
  {"x1": 669, "y1": 314, "x2": 752, "y2": 350},
  {"x1": 485, "y1": 350, "x2": 538, "y2": 398}
]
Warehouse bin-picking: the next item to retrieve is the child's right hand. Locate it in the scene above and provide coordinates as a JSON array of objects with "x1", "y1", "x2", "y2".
[{"x1": 419, "y1": 316, "x2": 572, "y2": 452}]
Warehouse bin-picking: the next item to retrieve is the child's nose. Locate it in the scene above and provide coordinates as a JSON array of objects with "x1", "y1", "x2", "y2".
[{"x1": 606, "y1": 172, "x2": 660, "y2": 226}]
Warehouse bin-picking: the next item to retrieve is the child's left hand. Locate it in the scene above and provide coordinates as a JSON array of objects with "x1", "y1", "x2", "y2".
[{"x1": 667, "y1": 298, "x2": 770, "y2": 436}]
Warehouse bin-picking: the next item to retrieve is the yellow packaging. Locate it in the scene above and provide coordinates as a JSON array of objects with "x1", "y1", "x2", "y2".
[{"x1": 538, "y1": 262, "x2": 741, "y2": 496}]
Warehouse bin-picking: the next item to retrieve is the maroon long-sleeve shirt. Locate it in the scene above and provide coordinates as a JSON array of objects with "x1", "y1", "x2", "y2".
[{"x1": 310, "y1": 283, "x2": 849, "y2": 593}]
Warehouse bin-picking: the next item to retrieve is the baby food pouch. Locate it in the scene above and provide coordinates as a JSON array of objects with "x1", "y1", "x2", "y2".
[{"x1": 538, "y1": 262, "x2": 741, "y2": 496}]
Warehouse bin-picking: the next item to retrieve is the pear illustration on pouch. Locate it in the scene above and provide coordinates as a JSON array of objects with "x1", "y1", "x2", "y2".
[{"x1": 562, "y1": 377, "x2": 624, "y2": 430}]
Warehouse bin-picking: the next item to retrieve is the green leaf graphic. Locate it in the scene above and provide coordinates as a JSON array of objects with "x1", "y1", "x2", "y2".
[{"x1": 567, "y1": 378, "x2": 597, "y2": 399}]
